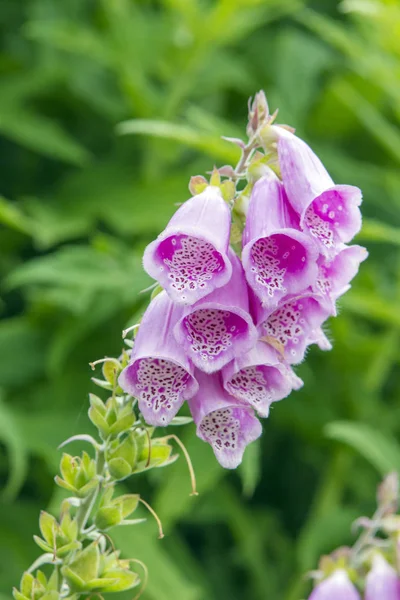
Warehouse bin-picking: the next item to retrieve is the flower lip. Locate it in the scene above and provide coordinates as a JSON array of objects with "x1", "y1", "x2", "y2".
[
  {"x1": 222, "y1": 341, "x2": 303, "y2": 417},
  {"x1": 242, "y1": 227, "x2": 318, "y2": 310},
  {"x1": 313, "y1": 244, "x2": 368, "y2": 316},
  {"x1": 119, "y1": 355, "x2": 199, "y2": 426},
  {"x1": 143, "y1": 186, "x2": 233, "y2": 305},
  {"x1": 300, "y1": 185, "x2": 362, "y2": 255},
  {"x1": 277, "y1": 130, "x2": 363, "y2": 256},
  {"x1": 188, "y1": 370, "x2": 262, "y2": 469},
  {"x1": 118, "y1": 291, "x2": 199, "y2": 427},
  {"x1": 242, "y1": 172, "x2": 318, "y2": 309},
  {"x1": 253, "y1": 292, "x2": 332, "y2": 365},
  {"x1": 174, "y1": 301, "x2": 258, "y2": 374},
  {"x1": 174, "y1": 251, "x2": 258, "y2": 373}
]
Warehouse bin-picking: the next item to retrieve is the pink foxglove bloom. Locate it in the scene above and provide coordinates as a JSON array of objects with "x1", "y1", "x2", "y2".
[
  {"x1": 313, "y1": 245, "x2": 368, "y2": 314},
  {"x1": 277, "y1": 129, "x2": 362, "y2": 256},
  {"x1": 188, "y1": 370, "x2": 262, "y2": 469},
  {"x1": 365, "y1": 555, "x2": 400, "y2": 600},
  {"x1": 174, "y1": 252, "x2": 258, "y2": 373},
  {"x1": 119, "y1": 291, "x2": 198, "y2": 426},
  {"x1": 252, "y1": 292, "x2": 332, "y2": 365},
  {"x1": 143, "y1": 186, "x2": 232, "y2": 305},
  {"x1": 222, "y1": 341, "x2": 303, "y2": 417},
  {"x1": 242, "y1": 172, "x2": 318, "y2": 310},
  {"x1": 309, "y1": 569, "x2": 360, "y2": 600}
]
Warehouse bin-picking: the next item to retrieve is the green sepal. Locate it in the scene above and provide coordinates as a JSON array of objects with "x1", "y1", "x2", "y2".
[
  {"x1": 89, "y1": 405, "x2": 110, "y2": 437},
  {"x1": 40, "y1": 593, "x2": 59, "y2": 600},
  {"x1": 13, "y1": 590, "x2": 28, "y2": 600},
  {"x1": 107, "y1": 457, "x2": 131, "y2": 480},
  {"x1": 33, "y1": 535, "x2": 53, "y2": 554},
  {"x1": 39, "y1": 511, "x2": 56, "y2": 545},
  {"x1": 47, "y1": 569, "x2": 59, "y2": 592},
  {"x1": 95, "y1": 505, "x2": 122, "y2": 530},
  {"x1": 21, "y1": 573, "x2": 35, "y2": 597},
  {"x1": 62, "y1": 543, "x2": 100, "y2": 591},
  {"x1": 95, "y1": 493, "x2": 139, "y2": 530},
  {"x1": 93, "y1": 570, "x2": 139, "y2": 593},
  {"x1": 109, "y1": 411, "x2": 135, "y2": 437},
  {"x1": 54, "y1": 476, "x2": 76, "y2": 494},
  {"x1": 34, "y1": 535, "x2": 81, "y2": 558},
  {"x1": 106, "y1": 433, "x2": 137, "y2": 479},
  {"x1": 102, "y1": 360, "x2": 119, "y2": 385},
  {"x1": 135, "y1": 440, "x2": 175, "y2": 472}
]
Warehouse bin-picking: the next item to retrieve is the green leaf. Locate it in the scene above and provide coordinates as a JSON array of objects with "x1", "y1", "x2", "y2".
[
  {"x1": 0, "y1": 197, "x2": 31, "y2": 234},
  {"x1": 0, "y1": 392, "x2": 28, "y2": 502},
  {"x1": 357, "y1": 218, "x2": 400, "y2": 246},
  {"x1": 325, "y1": 421, "x2": 400, "y2": 475},
  {"x1": 116, "y1": 119, "x2": 240, "y2": 163},
  {"x1": 0, "y1": 110, "x2": 91, "y2": 165}
]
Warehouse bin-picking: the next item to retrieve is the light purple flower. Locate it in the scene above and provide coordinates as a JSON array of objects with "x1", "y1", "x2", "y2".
[
  {"x1": 118, "y1": 291, "x2": 198, "y2": 426},
  {"x1": 222, "y1": 341, "x2": 303, "y2": 417},
  {"x1": 188, "y1": 370, "x2": 262, "y2": 469},
  {"x1": 313, "y1": 245, "x2": 368, "y2": 314},
  {"x1": 242, "y1": 172, "x2": 318, "y2": 310},
  {"x1": 174, "y1": 251, "x2": 258, "y2": 373},
  {"x1": 252, "y1": 292, "x2": 332, "y2": 365},
  {"x1": 365, "y1": 555, "x2": 400, "y2": 600},
  {"x1": 143, "y1": 186, "x2": 232, "y2": 305},
  {"x1": 309, "y1": 569, "x2": 360, "y2": 600},
  {"x1": 277, "y1": 129, "x2": 362, "y2": 256}
]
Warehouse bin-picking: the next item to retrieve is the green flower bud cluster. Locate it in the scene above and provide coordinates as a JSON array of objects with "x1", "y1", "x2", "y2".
[{"x1": 13, "y1": 349, "x2": 195, "y2": 600}]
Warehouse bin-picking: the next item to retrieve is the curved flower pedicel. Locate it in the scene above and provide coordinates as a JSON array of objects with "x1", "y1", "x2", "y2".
[
  {"x1": 365, "y1": 555, "x2": 400, "y2": 600},
  {"x1": 313, "y1": 244, "x2": 368, "y2": 313},
  {"x1": 222, "y1": 341, "x2": 303, "y2": 417},
  {"x1": 118, "y1": 291, "x2": 198, "y2": 426},
  {"x1": 309, "y1": 570, "x2": 360, "y2": 600},
  {"x1": 174, "y1": 251, "x2": 258, "y2": 373},
  {"x1": 252, "y1": 292, "x2": 332, "y2": 365},
  {"x1": 277, "y1": 128, "x2": 362, "y2": 256},
  {"x1": 143, "y1": 186, "x2": 232, "y2": 305},
  {"x1": 242, "y1": 172, "x2": 318, "y2": 310},
  {"x1": 188, "y1": 370, "x2": 262, "y2": 469}
]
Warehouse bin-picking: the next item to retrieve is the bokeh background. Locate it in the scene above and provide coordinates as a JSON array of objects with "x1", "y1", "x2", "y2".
[{"x1": 1, "y1": 0, "x2": 400, "y2": 598}]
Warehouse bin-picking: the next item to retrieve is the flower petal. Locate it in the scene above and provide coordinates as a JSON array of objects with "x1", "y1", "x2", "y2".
[
  {"x1": 365, "y1": 555, "x2": 400, "y2": 600},
  {"x1": 242, "y1": 174, "x2": 318, "y2": 309},
  {"x1": 174, "y1": 251, "x2": 258, "y2": 373},
  {"x1": 277, "y1": 130, "x2": 362, "y2": 255},
  {"x1": 188, "y1": 370, "x2": 262, "y2": 469},
  {"x1": 309, "y1": 570, "x2": 360, "y2": 600},
  {"x1": 314, "y1": 244, "x2": 368, "y2": 313},
  {"x1": 222, "y1": 341, "x2": 303, "y2": 417},
  {"x1": 118, "y1": 292, "x2": 198, "y2": 426},
  {"x1": 143, "y1": 186, "x2": 232, "y2": 304},
  {"x1": 253, "y1": 292, "x2": 332, "y2": 365}
]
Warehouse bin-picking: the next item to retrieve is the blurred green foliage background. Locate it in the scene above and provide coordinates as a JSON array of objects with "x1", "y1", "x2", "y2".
[{"x1": 1, "y1": 0, "x2": 400, "y2": 598}]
